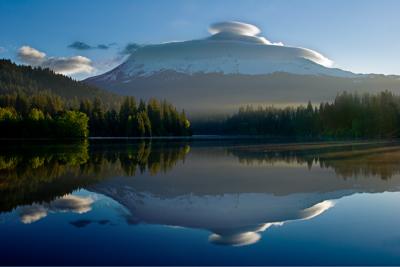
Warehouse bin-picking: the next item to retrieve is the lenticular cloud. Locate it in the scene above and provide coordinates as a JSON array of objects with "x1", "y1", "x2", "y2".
[
  {"x1": 209, "y1": 21, "x2": 261, "y2": 36},
  {"x1": 208, "y1": 21, "x2": 280, "y2": 46},
  {"x1": 206, "y1": 21, "x2": 332, "y2": 67}
]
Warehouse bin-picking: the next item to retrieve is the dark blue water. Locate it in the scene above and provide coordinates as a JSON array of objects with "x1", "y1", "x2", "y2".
[{"x1": 1, "y1": 140, "x2": 400, "y2": 265}]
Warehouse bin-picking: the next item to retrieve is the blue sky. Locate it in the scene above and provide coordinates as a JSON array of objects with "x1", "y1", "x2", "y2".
[{"x1": 1, "y1": 0, "x2": 399, "y2": 79}]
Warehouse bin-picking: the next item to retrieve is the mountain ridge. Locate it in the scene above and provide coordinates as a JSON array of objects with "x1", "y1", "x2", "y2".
[{"x1": 0, "y1": 59, "x2": 121, "y2": 105}]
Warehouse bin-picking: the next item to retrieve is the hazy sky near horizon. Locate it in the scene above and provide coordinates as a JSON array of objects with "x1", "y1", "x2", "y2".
[{"x1": 1, "y1": 0, "x2": 399, "y2": 79}]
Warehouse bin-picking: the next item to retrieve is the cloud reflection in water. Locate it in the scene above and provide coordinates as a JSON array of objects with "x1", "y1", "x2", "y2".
[{"x1": 19, "y1": 194, "x2": 94, "y2": 224}]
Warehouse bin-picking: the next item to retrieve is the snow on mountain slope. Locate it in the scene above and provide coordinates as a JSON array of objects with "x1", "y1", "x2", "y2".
[
  {"x1": 85, "y1": 21, "x2": 400, "y2": 115},
  {"x1": 92, "y1": 21, "x2": 355, "y2": 82}
]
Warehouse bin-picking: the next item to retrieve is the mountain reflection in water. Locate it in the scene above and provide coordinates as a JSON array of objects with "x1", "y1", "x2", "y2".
[{"x1": 2, "y1": 140, "x2": 400, "y2": 246}]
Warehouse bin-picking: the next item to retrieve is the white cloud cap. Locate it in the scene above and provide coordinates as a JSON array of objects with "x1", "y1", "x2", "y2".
[
  {"x1": 208, "y1": 21, "x2": 283, "y2": 46},
  {"x1": 209, "y1": 21, "x2": 261, "y2": 36},
  {"x1": 206, "y1": 21, "x2": 332, "y2": 66}
]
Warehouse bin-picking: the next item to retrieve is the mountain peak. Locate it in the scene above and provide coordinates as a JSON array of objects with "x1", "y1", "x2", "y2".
[
  {"x1": 90, "y1": 20, "x2": 348, "y2": 83},
  {"x1": 85, "y1": 22, "x2": 395, "y2": 116}
]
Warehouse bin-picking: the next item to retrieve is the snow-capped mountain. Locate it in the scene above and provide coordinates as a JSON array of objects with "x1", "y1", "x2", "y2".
[
  {"x1": 91, "y1": 21, "x2": 354, "y2": 79},
  {"x1": 85, "y1": 21, "x2": 400, "y2": 115}
]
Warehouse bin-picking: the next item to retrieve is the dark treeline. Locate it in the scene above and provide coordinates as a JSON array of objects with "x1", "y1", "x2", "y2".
[
  {"x1": 0, "y1": 92, "x2": 191, "y2": 138},
  {"x1": 0, "y1": 141, "x2": 190, "y2": 211},
  {"x1": 81, "y1": 96, "x2": 191, "y2": 137},
  {"x1": 224, "y1": 91, "x2": 400, "y2": 139},
  {"x1": 227, "y1": 142, "x2": 400, "y2": 179}
]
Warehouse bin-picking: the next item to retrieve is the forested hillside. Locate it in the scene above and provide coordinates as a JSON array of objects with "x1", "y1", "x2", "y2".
[
  {"x1": 0, "y1": 60, "x2": 191, "y2": 138},
  {"x1": 0, "y1": 59, "x2": 120, "y2": 106}
]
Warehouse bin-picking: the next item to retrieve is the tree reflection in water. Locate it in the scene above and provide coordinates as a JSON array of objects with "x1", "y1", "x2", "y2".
[
  {"x1": 0, "y1": 140, "x2": 190, "y2": 212},
  {"x1": 3, "y1": 140, "x2": 400, "y2": 247}
]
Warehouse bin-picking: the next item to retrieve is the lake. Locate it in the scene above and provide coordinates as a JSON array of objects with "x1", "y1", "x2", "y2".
[{"x1": 2, "y1": 139, "x2": 400, "y2": 265}]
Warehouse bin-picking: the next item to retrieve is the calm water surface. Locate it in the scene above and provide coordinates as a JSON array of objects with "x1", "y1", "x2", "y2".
[{"x1": 1, "y1": 139, "x2": 400, "y2": 265}]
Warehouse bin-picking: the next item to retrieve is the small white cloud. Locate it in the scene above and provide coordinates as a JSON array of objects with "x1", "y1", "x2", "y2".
[
  {"x1": 19, "y1": 205, "x2": 47, "y2": 224},
  {"x1": 19, "y1": 194, "x2": 95, "y2": 224},
  {"x1": 0, "y1": 47, "x2": 6, "y2": 53},
  {"x1": 18, "y1": 46, "x2": 46, "y2": 65},
  {"x1": 42, "y1": 56, "x2": 94, "y2": 75},
  {"x1": 17, "y1": 45, "x2": 94, "y2": 75},
  {"x1": 49, "y1": 194, "x2": 94, "y2": 214}
]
